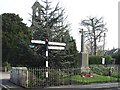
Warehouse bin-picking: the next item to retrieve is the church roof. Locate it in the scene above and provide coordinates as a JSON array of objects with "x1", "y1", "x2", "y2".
[{"x1": 32, "y1": 0, "x2": 43, "y2": 9}]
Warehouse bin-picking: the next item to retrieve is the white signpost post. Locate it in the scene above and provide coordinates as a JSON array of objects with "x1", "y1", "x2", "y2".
[{"x1": 31, "y1": 39, "x2": 66, "y2": 78}]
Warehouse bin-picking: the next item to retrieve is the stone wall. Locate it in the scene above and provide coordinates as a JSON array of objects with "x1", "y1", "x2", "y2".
[{"x1": 10, "y1": 67, "x2": 28, "y2": 87}]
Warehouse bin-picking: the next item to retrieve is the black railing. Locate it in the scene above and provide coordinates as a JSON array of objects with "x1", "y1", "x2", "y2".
[{"x1": 26, "y1": 65, "x2": 119, "y2": 88}]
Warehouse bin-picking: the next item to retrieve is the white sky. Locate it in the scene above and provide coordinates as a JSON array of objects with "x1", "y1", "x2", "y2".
[{"x1": 0, "y1": 0, "x2": 119, "y2": 52}]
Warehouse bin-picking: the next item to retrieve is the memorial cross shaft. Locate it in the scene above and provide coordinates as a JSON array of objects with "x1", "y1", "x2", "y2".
[{"x1": 79, "y1": 29, "x2": 90, "y2": 73}]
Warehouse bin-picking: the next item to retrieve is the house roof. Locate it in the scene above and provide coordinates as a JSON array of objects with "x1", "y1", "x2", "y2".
[{"x1": 105, "y1": 48, "x2": 119, "y2": 55}]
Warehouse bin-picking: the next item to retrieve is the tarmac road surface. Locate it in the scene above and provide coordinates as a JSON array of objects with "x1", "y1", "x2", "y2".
[{"x1": 0, "y1": 72, "x2": 119, "y2": 90}]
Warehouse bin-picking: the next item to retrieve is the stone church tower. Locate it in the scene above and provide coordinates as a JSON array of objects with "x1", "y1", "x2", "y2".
[
  {"x1": 31, "y1": 0, "x2": 43, "y2": 25},
  {"x1": 31, "y1": 0, "x2": 44, "y2": 39}
]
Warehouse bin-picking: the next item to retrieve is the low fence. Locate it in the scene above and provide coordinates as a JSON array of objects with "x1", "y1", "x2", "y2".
[
  {"x1": 10, "y1": 65, "x2": 119, "y2": 88},
  {"x1": 27, "y1": 68, "x2": 81, "y2": 88}
]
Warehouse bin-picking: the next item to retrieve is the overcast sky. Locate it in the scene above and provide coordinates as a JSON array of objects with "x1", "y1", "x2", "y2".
[{"x1": 0, "y1": 0, "x2": 119, "y2": 52}]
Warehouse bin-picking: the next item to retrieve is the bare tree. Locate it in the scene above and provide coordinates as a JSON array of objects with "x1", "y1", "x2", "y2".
[{"x1": 80, "y1": 16, "x2": 107, "y2": 55}]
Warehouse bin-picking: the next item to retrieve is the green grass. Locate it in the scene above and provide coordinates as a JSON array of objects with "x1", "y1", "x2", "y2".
[{"x1": 69, "y1": 74, "x2": 119, "y2": 83}]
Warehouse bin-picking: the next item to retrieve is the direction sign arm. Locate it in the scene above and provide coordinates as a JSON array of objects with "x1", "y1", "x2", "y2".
[
  {"x1": 31, "y1": 40, "x2": 66, "y2": 46},
  {"x1": 31, "y1": 40, "x2": 45, "y2": 44},
  {"x1": 48, "y1": 42, "x2": 66, "y2": 46}
]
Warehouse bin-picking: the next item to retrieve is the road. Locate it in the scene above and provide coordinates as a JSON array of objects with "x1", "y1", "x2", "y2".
[
  {"x1": 0, "y1": 72, "x2": 119, "y2": 90},
  {"x1": 0, "y1": 72, "x2": 10, "y2": 86},
  {"x1": 0, "y1": 72, "x2": 10, "y2": 90}
]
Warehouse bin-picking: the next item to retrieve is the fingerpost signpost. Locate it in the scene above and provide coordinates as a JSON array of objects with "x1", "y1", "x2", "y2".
[{"x1": 31, "y1": 39, "x2": 66, "y2": 85}]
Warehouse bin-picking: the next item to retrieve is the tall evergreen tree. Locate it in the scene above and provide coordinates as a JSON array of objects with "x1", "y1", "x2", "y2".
[
  {"x1": 30, "y1": 0, "x2": 78, "y2": 68},
  {"x1": 2, "y1": 13, "x2": 33, "y2": 66}
]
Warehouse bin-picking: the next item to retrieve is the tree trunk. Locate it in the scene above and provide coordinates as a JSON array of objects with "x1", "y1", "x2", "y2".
[
  {"x1": 90, "y1": 42, "x2": 93, "y2": 55},
  {"x1": 92, "y1": 22, "x2": 97, "y2": 55},
  {"x1": 94, "y1": 38, "x2": 97, "y2": 55}
]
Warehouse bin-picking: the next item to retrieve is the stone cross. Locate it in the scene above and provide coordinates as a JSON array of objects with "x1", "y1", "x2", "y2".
[
  {"x1": 79, "y1": 29, "x2": 90, "y2": 73},
  {"x1": 80, "y1": 29, "x2": 85, "y2": 52}
]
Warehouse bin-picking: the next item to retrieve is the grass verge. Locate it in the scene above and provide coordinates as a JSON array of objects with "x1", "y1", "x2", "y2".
[{"x1": 69, "y1": 74, "x2": 119, "y2": 83}]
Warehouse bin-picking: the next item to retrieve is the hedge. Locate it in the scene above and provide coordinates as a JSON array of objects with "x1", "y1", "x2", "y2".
[{"x1": 89, "y1": 55, "x2": 113, "y2": 65}]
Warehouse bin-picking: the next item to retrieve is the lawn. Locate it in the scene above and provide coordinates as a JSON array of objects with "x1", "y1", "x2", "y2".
[{"x1": 69, "y1": 74, "x2": 119, "y2": 83}]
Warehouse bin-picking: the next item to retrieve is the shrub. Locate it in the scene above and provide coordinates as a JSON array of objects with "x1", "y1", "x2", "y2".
[
  {"x1": 89, "y1": 55, "x2": 113, "y2": 65},
  {"x1": 90, "y1": 65, "x2": 110, "y2": 76}
]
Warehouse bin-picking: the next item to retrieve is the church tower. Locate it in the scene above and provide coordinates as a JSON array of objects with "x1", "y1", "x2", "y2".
[
  {"x1": 31, "y1": 0, "x2": 44, "y2": 39},
  {"x1": 31, "y1": 0, "x2": 43, "y2": 25}
]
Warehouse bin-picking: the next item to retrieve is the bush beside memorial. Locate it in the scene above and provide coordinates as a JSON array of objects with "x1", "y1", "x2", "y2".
[{"x1": 89, "y1": 55, "x2": 113, "y2": 65}]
